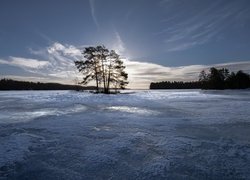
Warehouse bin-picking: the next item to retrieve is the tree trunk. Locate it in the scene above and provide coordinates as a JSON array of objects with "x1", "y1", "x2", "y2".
[
  {"x1": 94, "y1": 63, "x2": 99, "y2": 92},
  {"x1": 101, "y1": 57, "x2": 106, "y2": 93},
  {"x1": 95, "y1": 75, "x2": 99, "y2": 92},
  {"x1": 107, "y1": 60, "x2": 112, "y2": 93}
]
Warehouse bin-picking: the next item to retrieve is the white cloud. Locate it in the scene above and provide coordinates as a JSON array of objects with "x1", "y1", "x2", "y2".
[
  {"x1": 0, "y1": 57, "x2": 50, "y2": 69},
  {"x1": 1, "y1": 42, "x2": 81, "y2": 83},
  {"x1": 47, "y1": 42, "x2": 82, "y2": 58}
]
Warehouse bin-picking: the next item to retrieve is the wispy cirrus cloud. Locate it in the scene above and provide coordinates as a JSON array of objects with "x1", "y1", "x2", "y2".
[
  {"x1": 89, "y1": 0, "x2": 99, "y2": 29},
  {"x1": 113, "y1": 30, "x2": 126, "y2": 55},
  {"x1": 157, "y1": 0, "x2": 250, "y2": 52}
]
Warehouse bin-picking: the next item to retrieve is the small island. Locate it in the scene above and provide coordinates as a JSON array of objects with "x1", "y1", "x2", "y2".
[{"x1": 75, "y1": 45, "x2": 128, "y2": 94}]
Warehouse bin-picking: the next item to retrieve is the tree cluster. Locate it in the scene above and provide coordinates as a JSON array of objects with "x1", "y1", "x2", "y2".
[
  {"x1": 199, "y1": 67, "x2": 250, "y2": 89},
  {"x1": 75, "y1": 45, "x2": 128, "y2": 93},
  {"x1": 0, "y1": 79, "x2": 94, "y2": 91}
]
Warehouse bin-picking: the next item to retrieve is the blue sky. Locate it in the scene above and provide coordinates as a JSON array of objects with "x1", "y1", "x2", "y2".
[{"x1": 0, "y1": 0, "x2": 250, "y2": 88}]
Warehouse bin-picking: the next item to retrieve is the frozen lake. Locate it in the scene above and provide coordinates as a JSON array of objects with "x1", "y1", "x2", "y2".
[{"x1": 0, "y1": 90, "x2": 250, "y2": 179}]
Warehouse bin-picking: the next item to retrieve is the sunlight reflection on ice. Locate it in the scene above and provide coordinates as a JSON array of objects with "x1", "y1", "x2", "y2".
[
  {"x1": 5, "y1": 109, "x2": 58, "y2": 123},
  {"x1": 92, "y1": 126, "x2": 111, "y2": 131},
  {"x1": 0, "y1": 104, "x2": 87, "y2": 124},
  {"x1": 106, "y1": 106, "x2": 159, "y2": 115}
]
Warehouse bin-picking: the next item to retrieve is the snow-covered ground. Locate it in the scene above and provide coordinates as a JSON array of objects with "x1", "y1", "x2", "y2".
[{"x1": 0, "y1": 90, "x2": 250, "y2": 179}]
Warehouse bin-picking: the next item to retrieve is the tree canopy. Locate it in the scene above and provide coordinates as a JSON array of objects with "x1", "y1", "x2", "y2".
[{"x1": 75, "y1": 45, "x2": 128, "y2": 93}]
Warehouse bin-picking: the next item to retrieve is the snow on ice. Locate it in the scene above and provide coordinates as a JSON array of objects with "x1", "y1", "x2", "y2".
[{"x1": 0, "y1": 90, "x2": 250, "y2": 179}]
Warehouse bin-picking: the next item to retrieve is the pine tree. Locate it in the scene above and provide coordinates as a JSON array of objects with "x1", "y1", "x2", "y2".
[
  {"x1": 75, "y1": 47, "x2": 102, "y2": 92},
  {"x1": 75, "y1": 45, "x2": 128, "y2": 93}
]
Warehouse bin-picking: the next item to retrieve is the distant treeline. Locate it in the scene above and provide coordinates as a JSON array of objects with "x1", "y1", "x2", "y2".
[
  {"x1": 0, "y1": 79, "x2": 95, "y2": 91},
  {"x1": 150, "y1": 67, "x2": 250, "y2": 90}
]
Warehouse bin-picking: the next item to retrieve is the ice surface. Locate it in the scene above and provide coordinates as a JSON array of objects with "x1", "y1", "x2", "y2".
[{"x1": 0, "y1": 90, "x2": 250, "y2": 179}]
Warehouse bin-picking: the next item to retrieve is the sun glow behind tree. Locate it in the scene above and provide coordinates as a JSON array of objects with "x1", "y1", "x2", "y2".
[{"x1": 75, "y1": 45, "x2": 128, "y2": 93}]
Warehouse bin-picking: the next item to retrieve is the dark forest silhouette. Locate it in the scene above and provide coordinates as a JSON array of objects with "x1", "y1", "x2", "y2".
[
  {"x1": 199, "y1": 68, "x2": 250, "y2": 89},
  {"x1": 150, "y1": 67, "x2": 250, "y2": 90},
  {"x1": 0, "y1": 79, "x2": 95, "y2": 91}
]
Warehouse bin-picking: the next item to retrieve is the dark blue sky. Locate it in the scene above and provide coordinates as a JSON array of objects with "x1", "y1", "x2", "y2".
[{"x1": 1, "y1": 0, "x2": 250, "y2": 88}]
